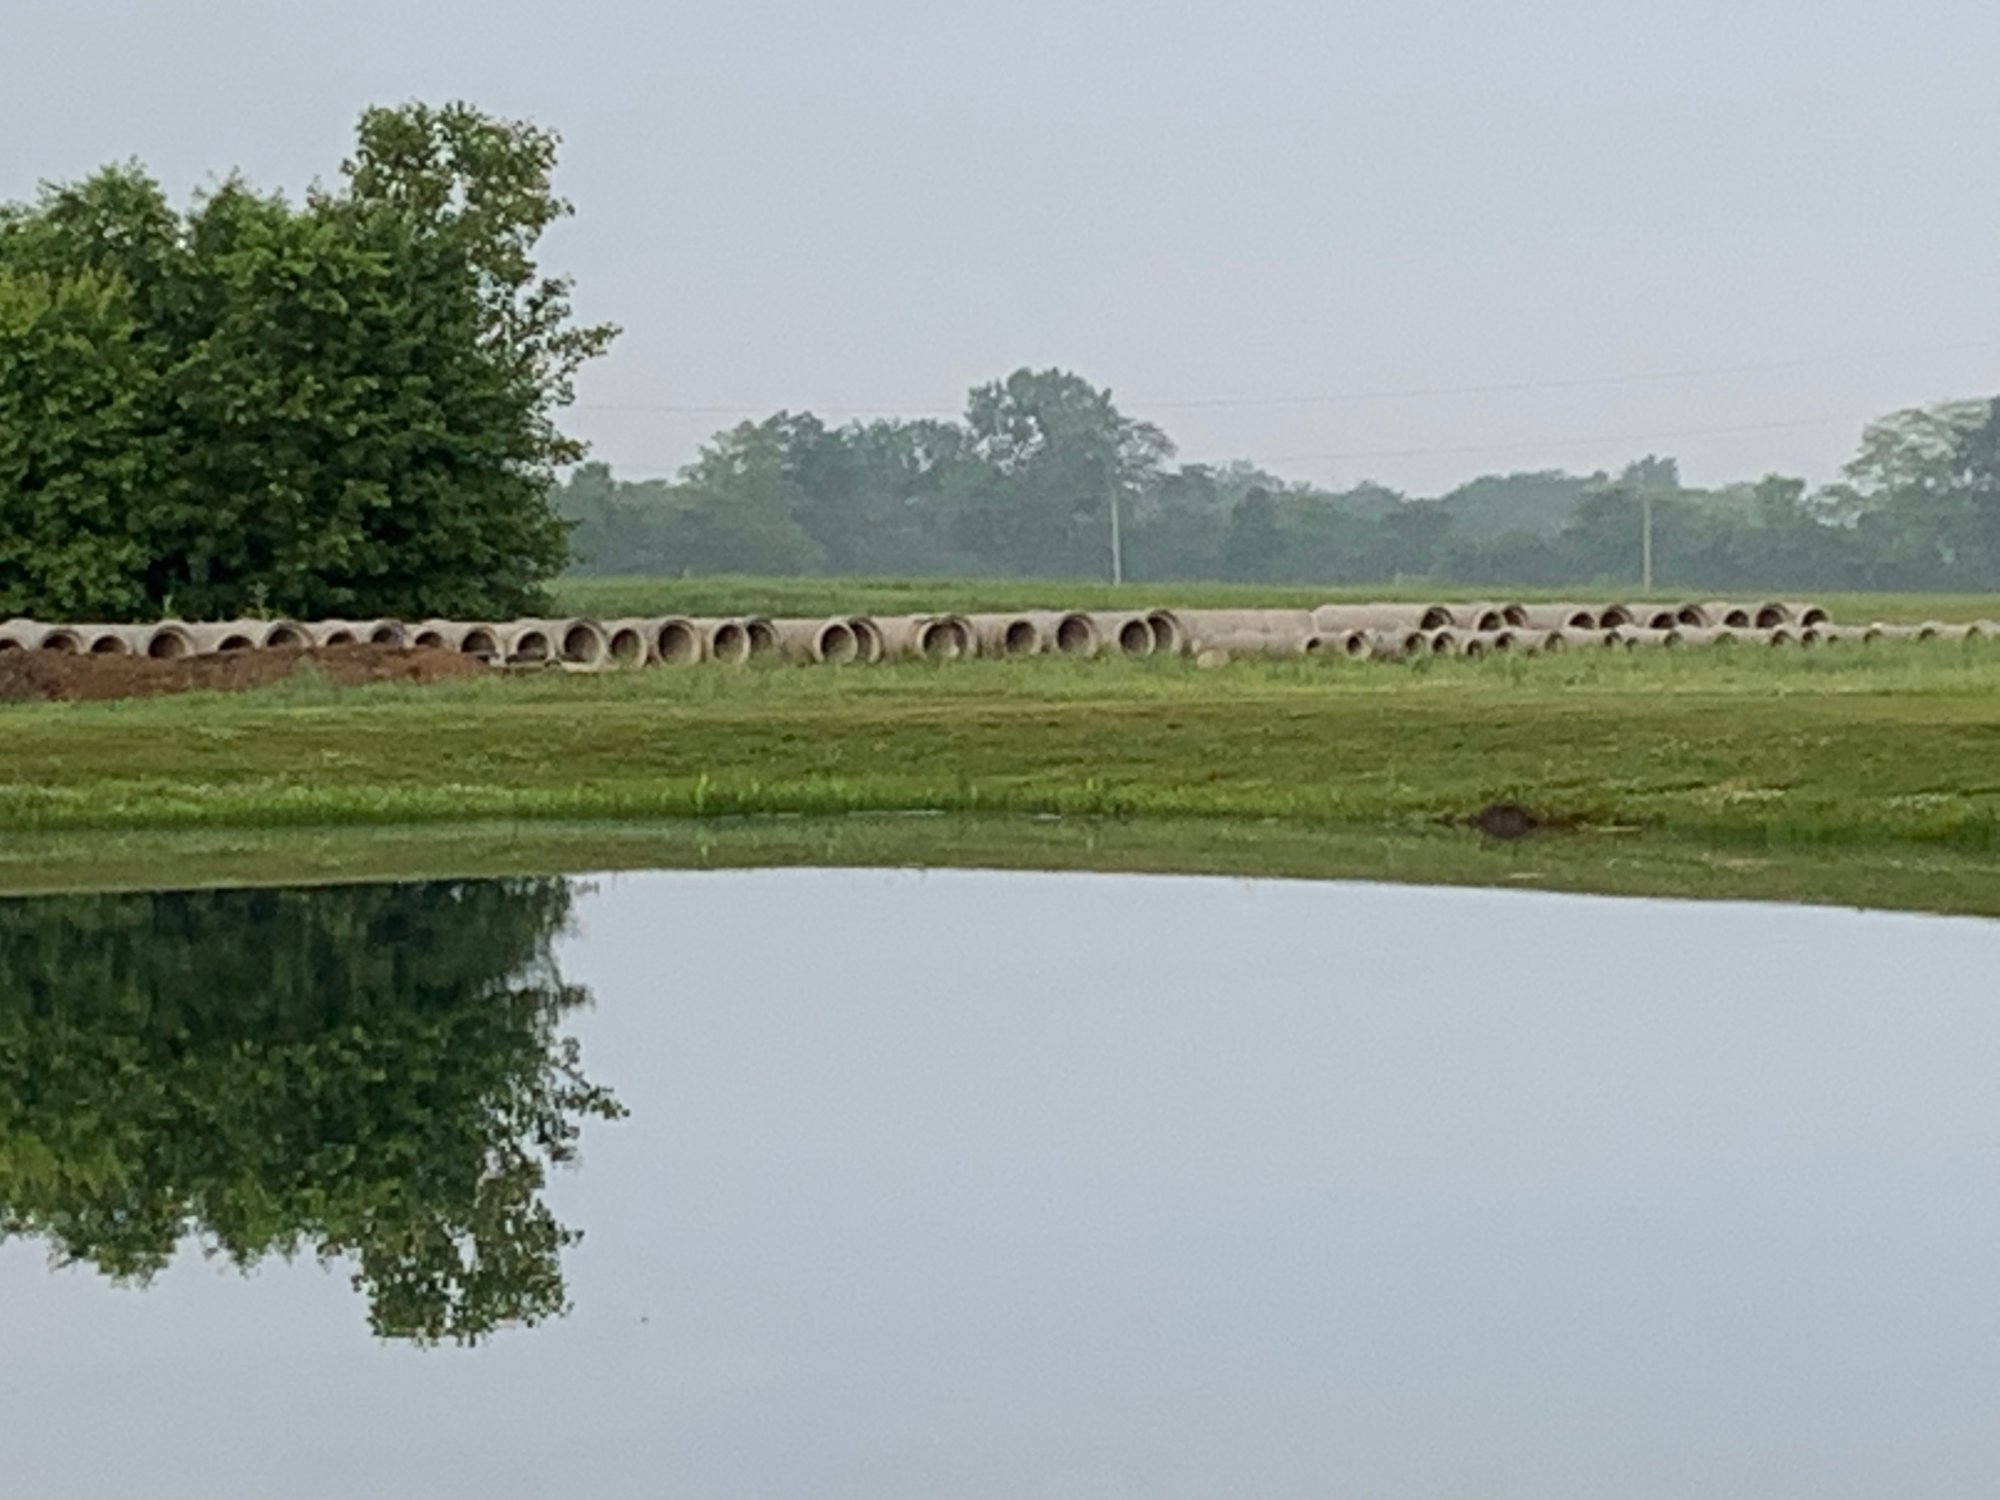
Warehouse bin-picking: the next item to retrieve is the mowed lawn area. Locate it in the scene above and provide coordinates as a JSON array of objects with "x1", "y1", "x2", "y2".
[{"x1": 6, "y1": 628, "x2": 2000, "y2": 859}]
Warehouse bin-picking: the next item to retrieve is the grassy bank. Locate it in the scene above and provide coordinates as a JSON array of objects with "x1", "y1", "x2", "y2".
[
  {"x1": 553, "y1": 574, "x2": 2000, "y2": 627},
  {"x1": 9, "y1": 815, "x2": 2000, "y2": 919},
  {"x1": 6, "y1": 642, "x2": 2000, "y2": 905}
]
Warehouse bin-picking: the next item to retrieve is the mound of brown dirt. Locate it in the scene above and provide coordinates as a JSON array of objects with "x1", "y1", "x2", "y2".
[{"x1": 0, "y1": 643, "x2": 490, "y2": 704}]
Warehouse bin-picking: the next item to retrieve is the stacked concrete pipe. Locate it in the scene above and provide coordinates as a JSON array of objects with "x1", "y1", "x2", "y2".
[
  {"x1": 965, "y1": 613, "x2": 1046, "y2": 658},
  {"x1": 876, "y1": 614, "x2": 976, "y2": 661},
  {"x1": 773, "y1": 617, "x2": 861, "y2": 664}
]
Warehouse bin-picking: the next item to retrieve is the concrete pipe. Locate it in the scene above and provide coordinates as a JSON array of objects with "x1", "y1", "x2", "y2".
[
  {"x1": 410, "y1": 620, "x2": 467, "y2": 651},
  {"x1": 1676, "y1": 627, "x2": 1739, "y2": 648},
  {"x1": 679, "y1": 617, "x2": 752, "y2": 663},
  {"x1": 846, "y1": 616, "x2": 887, "y2": 664},
  {"x1": 1192, "y1": 629, "x2": 1319, "y2": 659},
  {"x1": 27, "y1": 624, "x2": 85, "y2": 653},
  {"x1": 600, "y1": 618, "x2": 655, "y2": 667},
  {"x1": 1311, "y1": 603, "x2": 1455, "y2": 632},
  {"x1": 259, "y1": 620, "x2": 314, "y2": 648},
  {"x1": 319, "y1": 618, "x2": 407, "y2": 646},
  {"x1": 0, "y1": 619, "x2": 34, "y2": 652},
  {"x1": 1753, "y1": 602, "x2": 1790, "y2": 628},
  {"x1": 651, "y1": 617, "x2": 705, "y2": 664},
  {"x1": 1699, "y1": 601, "x2": 1754, "y2": 629},
  {"x1": 966, "y1": 613, "x2": 1046, "y2": 659},
  {"x1": 523, "y1": 617, "x2": 610, "y2": 667},
  {"x1": 1820, "y1": 624, "x2": 1877, "y2": 645},
  {"x1": 72, "y1": 625, "x2": 133, "y2": 655},
  {"x1": 1422, "y1": 628, "x2": 1460, "y2": 655},
  {"x1": 1547, "y1": 627, "x2": 1613, "y2": 650},
  {"x1": 499, "y1": 618, "x2": 609, "y2": 666},
  {"x1": 183, "y1": 621, "x2": 263, "y2": 654},
  {"x1": 1367, "y1": 627, "x2": 1430, "y2": 660},
  {"x1": 1968, "y1": 620, "x2": 2000, "y2": 639},
  {"x1": 1762, "y1": 626, "x2": 1797, "y2": 647},
  {"x1": 1615, "y1": 626, "x2": 1683, "y2": 648},
  {"x1": 1530, "y1": 630, "x2": 1570, "y2": 653},
  {"x1": 1452, "y1": 600, "x2": 1528, "y2": 629},
  {"x1": 1784, "y1": 601, "x2": 1830, "y2": 627},
  {"x1": 1596, "y1": 604, "x2": 1634, "y2": 627},
  {"x1": 773, "y1": 617, "x2": 861, "y2": 664},
  {"x1": 1328, "y1": 628, "x2": 1373, "y2": 658},
  {"x1": 1177, "y1": 608, "x2": 1317, "y2": 643},
  {"x1": 740, "y1": 617, "x2": 783, "y2": 660},
  {"x1": 1616, "y1": 605, "x2": 1682, "y2": 631},
  {"x1": 1671, "y1": 602, "x2": 1707, "y2": 626},
  {"x1": 134, "y1": 622, "x2": 196, "y2": 659},
  {"x1": 1014, "y1": 611, "x2": 1098, "y2": 657},
  {"x1": 455, "y1": 624, "x2": 507, "y2": 663},
  {"x1": 1087, "y1": 612, "x2": 1158, "y2": 659},
  {"x1": 1459, "y1": 635, "x2": 1490, "y2": 659},
  {"x1": 1519, "y1": 603, "x2": 1600, "y2": 630},
  {"x1": 876, "y1": 614, "x2": 975, "y2": 661},
  {"x1": 699, "y1": 619, "x2": 753, "y2": 665},
  {"x1": 1143, "y1": 608, "x2": 1189, "y2": 655}
]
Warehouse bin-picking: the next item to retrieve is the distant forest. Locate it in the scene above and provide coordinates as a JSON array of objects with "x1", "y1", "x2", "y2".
[{"x1": 556, "y1": 368, "x2": 2000, "y2": 592}]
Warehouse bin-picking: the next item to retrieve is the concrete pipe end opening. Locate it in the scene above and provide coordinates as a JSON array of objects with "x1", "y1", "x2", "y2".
[
  {"x1": 1755, "y1": 603, "x2": 1789, "y2": 629},
  {"x1": 1597, "y1": 605, "x2": 1634, "y2": 628},
  {"x1": 560, "y1": 621, "x2": 608, "y2": 666},
  {"x1": 607, "y1": 627, "x2": 649, "y2": 666},
  {"x1": 847, "y1": 617, "x2": 886, "y2": 663},
  {"x1": 656, "y1": 619, "x2": 703, "y2": 664},
  {"x1": 85, "y1": 630, "x2": 130, "y2": 655},
  {"x1": 710, "y1": 621, "x2": 752, "y2": 664},
  {"x1": 817, "y1": 620, "x2": 860, "y2": 664},
  {"x1": 37, "y1": 628, "x2": 83, "y2": 654},
  {"x1": 1116, "y1": 618, "x2": 1154, "y2": 657},
  {"x1": 265, "y1": 622, "x2": 312, "y2": 648},
  {"x1": 743, "y1": 618, "x2": 780, "y2": 659},
  {"x1": 1054, "y1": 613, "x2": 1098, "y2": 656},
  {"x1": 1675, "y1": 604, "x2": 1707, "y2": 626},
  {"x1": 145, "y1": 626, "x2": 194, "y2": 660},
  {"x1": 1418, "y1": 605, "x2": 1453, "y2": 630},
  {"x1": 1500, "y1": 603, "x2": 1529, "y2": 628},
  {"x1": 1002, "y1": 619, "x2": 1041, "y2": 657},
  {"x1": 1144, "y1": 610, "x2": 1186, "y2": 655},
  {"x1": 510, "y1": 628, "x2": 554, "y2": 664},
  {"x1": 218, "y1": 633, "x2": 255, "y2": 652},
  {"x1": 460, "y1": 627, "x2": 502, "y2": 661},
  {"x1": 1427, "y1": 630, "x2": 1458, "y2": 656},
  {"x1": 1461, "y1": 637, "x2": 1487, "y2": 658}
]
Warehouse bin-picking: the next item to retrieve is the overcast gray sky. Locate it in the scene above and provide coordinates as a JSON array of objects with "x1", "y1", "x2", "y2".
[{"x1": 6, "y1": 0, "x2": 1996, "y2": 495}]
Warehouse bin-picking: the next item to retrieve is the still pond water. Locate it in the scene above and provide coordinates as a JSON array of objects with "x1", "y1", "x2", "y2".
[{"x1": 2, "y1": 869, "x2": 1997, "y2": 1498}]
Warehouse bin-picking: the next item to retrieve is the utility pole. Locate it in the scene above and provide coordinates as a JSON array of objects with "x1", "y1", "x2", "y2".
[
  {"x1": 1109, "y1": 487, "x2": 1124, "y2": 585},
  {"x1": 1641, "y1": 489, "x2": 1654, "y2": 591}
]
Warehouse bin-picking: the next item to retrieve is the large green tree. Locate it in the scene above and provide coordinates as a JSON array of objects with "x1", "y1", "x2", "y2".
[
  {"x1": 0, "y1": 102, "x2": 614, "y2": 621},
  {"x1": 0, "y1": 878, "x2": 623, "y2": 1344}
]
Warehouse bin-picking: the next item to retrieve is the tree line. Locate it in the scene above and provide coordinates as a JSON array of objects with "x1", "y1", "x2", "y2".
[{"x1": 557, "y1": 370, "x2": 2000, "y2": 592}]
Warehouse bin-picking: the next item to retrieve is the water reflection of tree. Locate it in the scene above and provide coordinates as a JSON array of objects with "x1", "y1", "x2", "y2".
[{"x1": 0, "y1": 878, "x2": 623, "y2": 1344}]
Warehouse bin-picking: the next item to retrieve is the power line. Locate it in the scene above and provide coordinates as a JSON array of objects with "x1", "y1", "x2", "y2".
[
  {"x1": 1257, "y1": 413, "x2": 1863, "y2": 467},
  {"x1": 572, "y1": 337, "x2": 1998, "y2": 418}
]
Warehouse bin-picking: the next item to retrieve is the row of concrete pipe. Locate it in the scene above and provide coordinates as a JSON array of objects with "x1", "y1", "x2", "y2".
[{"x1": 2, "y1": 600, "x2": 1992, "y2": 667}]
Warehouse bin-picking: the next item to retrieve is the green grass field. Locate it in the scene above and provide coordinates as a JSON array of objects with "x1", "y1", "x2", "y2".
[
  {"x1": 7, "y1": 598, "x2": 2000, "y2": 907},
  {"x1": 552, "y1": 574, "x2": 2000, "y2": 627}
]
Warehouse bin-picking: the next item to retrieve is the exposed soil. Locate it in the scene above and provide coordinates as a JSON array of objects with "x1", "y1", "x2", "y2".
[
  {"x1": 1470, "y1": 802, "x2": 1542, "y2": 840},
  {"x1": 0, "y1": 643, "x2": 489, "y2": 704}
]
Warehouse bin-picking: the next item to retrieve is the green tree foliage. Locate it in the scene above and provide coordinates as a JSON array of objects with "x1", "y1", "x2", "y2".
[
  {"x1": 0, "y1": 102, "x2": 613, "y2": 620},
  {"x1": 0, "y1": 878, "x2": 623, "y2": 1345},
  {"x1": 951, "y1": 368, "x2": 1174, "y2": 577}
]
